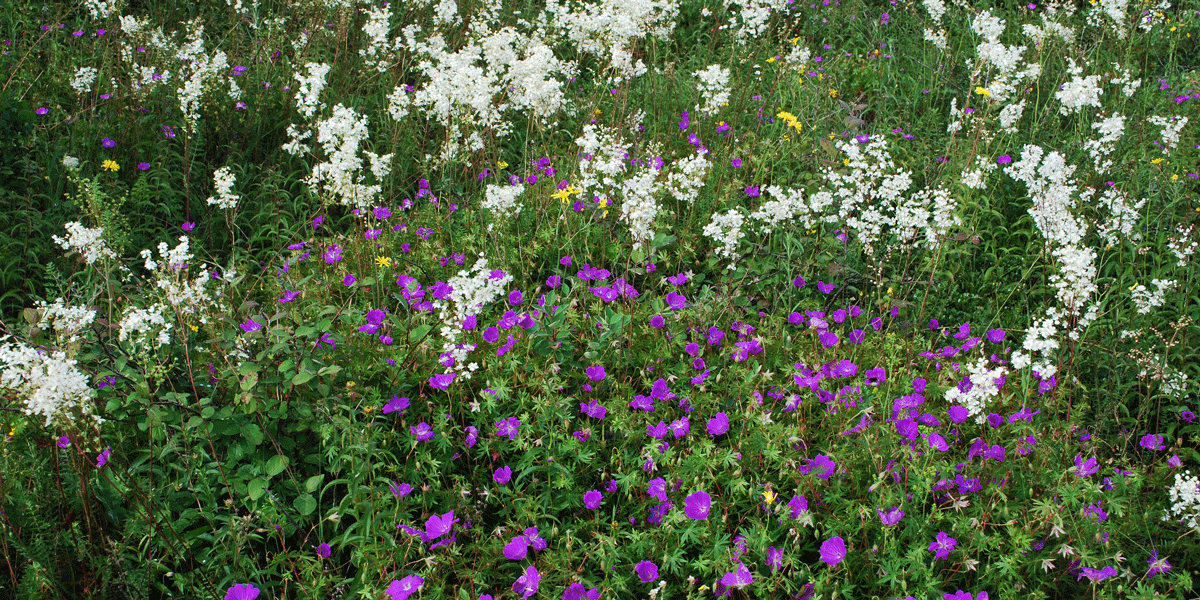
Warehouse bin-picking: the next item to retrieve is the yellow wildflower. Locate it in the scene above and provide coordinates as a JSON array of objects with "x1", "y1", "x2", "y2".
[
  {"x1": 498, "y1": 161, "x2": 509, "y2": 169},
  {"x1": 828, "y1": 88, "x2": 838, "y2": 98},
  {"x1": 101, "y1": 160, "x2": 120, "y2": 172},
  {"x1": 763, "y1": 489, "x2": 777, "y2": 505},
  {"x1": 974, "y1": 86, "x2": 991, "y2": 97},
  {"x1": 375, "y1": 256, "x2": 392, "y2": 267},
  {"x1": 1151, "y1": 158, "x2": 1165, "y2": 164},
  {"x1": 189, "y1": 324, "x2": 199, "y2": 332}
]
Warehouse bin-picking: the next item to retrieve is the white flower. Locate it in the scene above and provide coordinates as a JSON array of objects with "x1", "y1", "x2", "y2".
[
  {"x1": 0, "y1": 337, "x2": 95, "y2": 425},
  {"x1": 1167, "y1": 471, "x2": 1200, "y2": 529},
  {"x1": 294, "y1": 62, "x2": 332, "y2": 118},
  {"x1": 71, "y1": 67, "x2": 99, "y2": 94},
  {"x1": 703, "y1": 209, "x2": 746, "y2": 264},
  {"x1": 694, "y1": 64, "x2": 731, "y2": 117},
  {"x1": 207, "y1": 166, "x2": 240, "y2": 210},
  {"x1": 482, "y1": 183, "x2": 525, "y2": 219},
  {"x1": 53, "y1": 222, "x2": 117, "y2": 264}
]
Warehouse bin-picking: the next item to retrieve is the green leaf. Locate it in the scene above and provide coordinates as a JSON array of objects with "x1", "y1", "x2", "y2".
[
  {"x1": 240, "y1": 371, "x2": 258, "y2": 392},
  {"x1": 248, "y1": 477, "x2": 267, "y2": 501},
  {"x1": 292, "y1": 369, "x2": 315, "y2": 385},
  {"x1": 305, "y1": 474, "x2": 325, "y2": 493},
  {"x1": 293, "y1": 494, "x2": 317, "y2": 515},
  {"x1": 241, "y1": 423, "x2": 264, "y2": 446},
  {"x1": 266, "y1": 454, "x2": 289, "y2": 478},
  {"x1": 409, "y1": 323, "x2": 433, "y2": 342}
]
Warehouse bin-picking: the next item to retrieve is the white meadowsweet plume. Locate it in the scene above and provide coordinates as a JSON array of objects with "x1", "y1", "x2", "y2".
[
  {"x1": 545, "y1": 0, "x2": 678, "y2": 59},
  {"x1": 71, "y1": 67, "x2": 99, "y2": 94},
  {"x1": 294, "y1": 62, "x2": 332, "y2": 118},
  {"x1": 960, "y1": 155, "x2": 997, "y2": 190},
  {"x1": 84, "y1": 0, "x2": 118, "y2": 19},
  {"x1": 968, "y1": 10, "x2": 1040, "y2": 104},
  {"x1": 664, "y1": 152, "x2": 709, "y2": 204},
  {"x1": 175, "y1": 23, "x2": 231, "y2": 130},
  {"x1": 360, "y1": 4, "x2": 399, "y2": 72},
  {"x1": 1109, "y1": 62, "x2": 1141, "y2": 97},
  {"x1": 574, "y1": 123, "x2": 628, "y2": 201},
  {"x1": 282, "y1": 124, "x2": 312, "y2": 156},
  {"x1": 1147, "y1": 115, "x2": 1188, "y2": 153},
  {"x1": 53, "y1": 222, "x2": 117, "y2": 264},
  {"x1": 944, "y1": 358, "x2": 1008, "y2": 423},
  {"x1": 694, "y1": 64, "x2": 731, "y2": 116},
  {"x1": 703, "y1": 209, "x2": 746, "y2": 266},
  {"x1": 619, "y1": 167, "x2": 663, "y2": 247},
  {"x1": 482, "y1": 183, "x2": 525, "y2": 221},
  {"x1": 727, "y1": 0, "x2": 789, "y2": 43},
  {"x1": 924, "y1": 28, "x2": 948, "y2": 51},
  {"x1": 1083, "y1": 113, "x2": 1126, "y2": 171},
  {"x1": 998, "y1": 100, "x2": 1025, "y2": 133},
  {"x1": 35, "y1": 299, "x2": 96, "y2": 343},
  {"x1": 119, "y1": 303, "x2": 172, "y2": 348},
  {"x1": 1130, "y1": 279, "x2": 1175, "y2": 315},
  {"x1": 434, "y1": 0, "x2": 458, "y2": 25},
  {"x1": 206, "y1": 166, "x2": 240, "y2": 210},
  {"x1": 923, "y1": 0, "x2": 947, "y2": 25},
  {"x1": 1167, "y1": 225, "x2": 1197, "y2": 267},
  {"x1": 1167, "y1": 471, "x2": 1200, "y2": 530},
  {"x1": 307, "y1": 104, "x2": 392, "y2": 208},
  {"x1": 434, "y1": 256, "x2": 512, "y2": 377},
  {"x1": 386, "y1": 85, "x2": 411, "y2": 122},
  {"x1": 0, "y1": 337, "x2": 95, "y2": 426},
  {"x1": 1056, "y1": 58, "x2": 1103, "y2": 115},
  {"x1": 1095, "y1": 186, "x2": 1145, "y2": 246},
  {"x1": 1086, "y1": 0, "x2": 1130, "y2": 39}
]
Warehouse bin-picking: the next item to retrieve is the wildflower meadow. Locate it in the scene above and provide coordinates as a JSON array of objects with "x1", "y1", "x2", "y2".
[{"x1": 2, "y1": 0, "x2": 1200, "y2": 598}]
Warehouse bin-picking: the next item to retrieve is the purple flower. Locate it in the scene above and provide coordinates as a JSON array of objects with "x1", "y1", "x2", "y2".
[
  {"x1": 430, "y1": 373, "x2": 455, "y2": 389},
  {"x1": 278, "y1": 290, "x2": 299, "y2": 303},
  {"x1": 389, "y1": 481, "x2": 412, "y2": 498},
  {"x1": 786, "y1": 494, "x2": 808, "y2": 518},
  {"x1": 138, "y1": 162, "x2": 151, "y2": 171},
  {"x1": 57, "y1": 436, "x2": 70, "y2": 448},
  {"x1": 684, "y1": 491, "x2": 711, "y2": 519},
  {"x1": 240, "y1": 317, "x2": 264, "y2": 333},
  {"x1": 580, "y1": 399, "x2": 607, "y2": 419},
  {"x1": 665, "y1": 292, "x2": 687, "y2": 310},
  {"x1": 819, "y1": 536, "x2": 846, "y2": 566},
  {"x1": 720, "y1": 562, "x2": 754, "y2": 588},
  {"x1": 343, "y1": 274, "x2": 356, "y2": 287},
  {"x1": 496, "y1": 416, "x2": 521, "y2": 440},
  {"x1": 96, "y1": 447, "x2": 111, "y2": 467},
  {"x1": 647, "y1": 477, "x2": 668, "y2": 501},
  {"x1": 511, "y1": 566, "x2": 540, "y2": 598},
  {"x1": 928, "y1": 531, "x2": 956, "y2": 560},
  {"x1": 635, "y1": 560, "x2": 659, "y2": 583},
  {"x1": 1146, "y1": 550, "x2": 1173, "y2": 577},
  {"x1": 1140, "y1": 433, "x2": 1166, "y2": 451},
  {"x1": 745, "y1": 186, "x2": 760, "y2": 197},
  {"x1": 563, "y1": 583, "x2": 600, "y2": 600},
  {"x1": 383, "y1": 396, "x2": 410, "y2": 414},
  {"x1": 494, "y1": 466, "x2": 512, "y2": 485},
  {"x1": 317, "y1": 542, "x2": 332, "y2": 558},
  {"x1": 101, "y1": 137, "x2": 115, "y2": 148},
  {"x1": 324, "y1": 244, "x2": 343, "y2": 263},
  {"x1": 650, "y1": 315, "x2": 665, "y2": 329},
  {"x1": 386, "y1": 575, "x2": 425, "y2": 600},
  {"x1": 411, "y1": 422, "x2": 435, "y2": 442},
  {"x1": 424, "y1": 510, "x2": 457, "y2": 539},
  {"x1": 586, "y1": 365, "x2": 606, "y2": 381},
  {"x1": 819, "y1": 330, "x2": 839, "y2": 348},
  {"x1": 816, "y1": 281, "x2": 836, "y2": 294},
  {"x1": 547, "y1": 275, "x2": 561, "y2": 288},
  {"x1": 1077, "y1": 565, "x2": 1117, "y2": 583},
  {"x1": 800, "y1": 454, "x2": 836, "y2": 479},
  {"x1": 1072, "y1": 455, "x2": 1099, "y2": 477},
  {"x1": 986, "y1": 329, "x2": 1006, "y2": 343},
  {"x1": 465, "y1": 426, "x2": 478, "y2": 448},
  {"x1": 766, "y1": 546, "x2": 783, "y2": 572},
  {"x1": 878, "y1": 506, "x2": 904, "y2": 526},
  {"x1": 707, "y1": 412, "x2": 729, "y2": 436},
  {"x1": 947, "y1": 405, "x2": 968, "y2": 423},
  {"x1": 1169, "y1": 454, "x2": 1182, "y2": 468},
  {"x1": 1183, "y1": 410, "x2": 1196, "y2": 423},
  {"x1": 584, "y1": 490, "x2": 603, "y2": 509},
  {"x1": 224, "y1": 584, "x2": 261, "y2": 600},
  {"x1": 508, "y1": 289, "x2": 523, "y2": 305},
  {"x1": 997, "y1": 155, "x2": 1012, "y2": 165},
  {"x1": 36, "y1": 107, "x2": 49, "y2": 115}
]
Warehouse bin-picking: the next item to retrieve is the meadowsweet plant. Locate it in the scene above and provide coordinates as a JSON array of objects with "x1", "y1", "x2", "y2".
[{"x1": 3, "y1": 0, "x2": 1199, "y2": 598}]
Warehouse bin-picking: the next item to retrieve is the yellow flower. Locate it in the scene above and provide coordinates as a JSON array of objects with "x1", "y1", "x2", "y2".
[
  {"x1": 843, "y1": 158, "x2": 851, "y2": 166},
  {"x1": 189, "y1": 324, "x2": 199, "y2": 332},
  {"x1": 375, "y1": 256, "x2": 392, "y2": 267},
  {"x1": 498, "y1": 161, "x2": 509, "y2": 169},
  {"x1": 974, "y1": 86, "x2": 991, "y2": 97},
  {"x1": 101, "y1": 160, "x2": 120, "y2": 172},
  {"x1": 552, "y1": 188, "x2": 571, "y2": 203},
  {"x1": 1151, "y1": 158, "x2": 1165, "y2": 164},
  {"x1": 828, "y1": 88, "x2": 838, "y2": 98},
  {"x1": 1171, "y1": 174, "x2": 1179, "y2": 181},
  {"x1": 790, "y1": 36, "x2": 800, "y2": 44},
  {"x1": 763, "y1": 489, "x2": 777, "y2": 505}
]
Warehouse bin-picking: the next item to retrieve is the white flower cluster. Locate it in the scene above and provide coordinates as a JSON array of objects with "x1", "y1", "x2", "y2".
[
  {"x1": 1086, "y1": 0, "x2": 1130, "y2": 39},
  {"x1": 1167, "y1": 225, "x2": 1197, "y2": 267},
  {"x1": 1147, "y1": 115, "x2": 1188, "y2": 153},
  {"x1": 84, "y1": 0, "x2": 118, "y2": 18},
  {"x1": 62, "y1": 155, "x2": 80, "y2": 170},
  {"x1": 694, "y1": 65, "x2": 731, "y2": 117},
  {"x1": 574, "y1": 124, "x2": 629, "y2": 201},
  {"x1": 1167, "y1": 471, "x2": 1200, "y2": 530},
  {"x1": 923, "y1": 0, "x2": 949, "y2": 51},
  {"x1": 1109, "y1": 62, "x2": 1141, "y2": 97},
  {"x1": 1083, "y1": 114, "x2": 1126, "y2": 171},
  {"x1": 664, "y1": 152, "x2": 709, "y2": 204},
  {"x1": 435, "y1": 256, "x2": 512, "y2": 377},
  {"x1": 923, "y1": 0, "x2": 947, "y2": 23},
  {"x1": 924, "y1": 28, "x2": 948, "y2": 51},
  {"x1": 294, "y1": 62, "x2": 333, "y2": 118},
  {"x1": 53, "y1": 222, "x2": 117, "y2": 264},
  {"x1": 0, "y1": 337, "x2": 95, "y2": 426},
  {"x1": 703, "y1": 209, "x2": 746, "y2": 266},
  {"x1": 307, "y1": 104, "x2": 393, "y2": 209},
  {"x1": 726, "y1": 0, "x2": 789, "y2": 43},
  {"x1": 1021, "y1": 16, "x2": 1075, "y2": 46},
  {"x1": 119, "y1": 15, "x2": 145, "y2": 34},
  {"x1": 361, "y1": 4, "x2": 400, "y2": 72},
  {"x1": 1130, "y1": 279, "x2": 1174, "y2": 315},
  {"x1": 140, "y1": 236, "x2": 213, "y2": 314},
  {"x1": 35, "y1": 299, "x2": 96, "y2": 343},
  {"x1": 998, "y1": 100, "x2": 1025, "y2": 134},
  {"x1": 619, "y1": 168, "x2": 664, "y2": 247},
  {"x1": 1010, "y1": 315, "x2": 1059, "y2": 375},
  {"x1": 482, "y1": 183, "x2": 525, "y2": 221},
  {"x1": 1095, "y1": 186, "x2": 1144, "y2": 246},
  {"x1": 960, "y1": 155, "x2": 997, "y2": 190},
  {"x1": 971, "y1": 11, "x2": 1042, "y2": 104},
  {"x1": 944, "y1": 358, "x2": 1008, "y2": 423},
  {"x1": 547, "y1": 0, "x2": 678, "y2": 65},
  {"x1": 119, "y1": 304, "x2": 172, "y2": 348},
  {"x1": 175, "y1": 24, "x2": 232, "y2": 130},
  {"x1": 71, "y1": 67, "x2": 99, "y2": 94},
  {"x1": 206, "y1": 166, "x2": 240, "y2": 210},
  {"x1": 434, "y1": 0, "x2": 458, "y2": 25},
  {"x1": 386, "y1": 85, "x2": 411, "y2": 122},
  {"x1": 1056, "y1": 59, "x2": 1103, "y2": 115}
]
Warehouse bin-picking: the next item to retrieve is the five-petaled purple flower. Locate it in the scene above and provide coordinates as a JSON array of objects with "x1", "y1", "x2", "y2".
[
  {"x1": 410, "y1": 422, "x2": 434, "y2": 441},
  {"x1": 224, "y1": 584, "x2": 260, "y2": 600},
  {"x1": 684, "y1": 491, "x2": 711, "y2": 519},
  {"x1": 819, "y1": 536, "x2": 846, "y2": 566},
  {"x1": 584, "y1": 489, "x2": 603, "y2": 510},
  {"x1": 386, "y1": 575, "x2": 424, "y2": 600},
  {"x1": 635, "y1": 560, "x2": 659, "y2": 583},
  {"x1": 928, "y1": 531, "x2": 957, "y2": 560},
  {"x1": 496, "y1": 416, "x2": 521, "y2": 440},
  {"x1": 494, "y1": 466, "x2": 512, "y2": 485}
]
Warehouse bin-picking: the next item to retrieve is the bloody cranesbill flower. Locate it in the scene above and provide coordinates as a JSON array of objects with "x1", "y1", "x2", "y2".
[
  {"x1": 580, "y1": 399, "x2": 607, "y2": 419},
  {"x1": 684, "y1": 491, "x2": 711, "y2": 519},
  {"x1": 240, "y1": 317, "x2": 263, "y2": 333},
  {"x1": 429, "y1": 373, "x2": 454, "y2": 389},
  {"x1": 584, "y1": 489, "x2": 603, "y2": 509},
  {"x1": 1072, "y1": 455, "x2": 1099, "y2": 477},
  {"x1": 635, "y1": 560, "x2": 659, "y2": 583},
  {"x1": 411, "y1": 423, "x2": 435, "y2": 441},
  {"x1": 586, "y1": 365, "x2": 606, "y2": 381},
  {"x1": 389, "y1": 481, "x2": 412, "y2": 498},
  {"x1": 816, "y1": 281, "x2": 836, "y2": 294},
  {"x1": 224, "y1": 584, "x2": 260, "y2": 600},
  {"x1": 496, "y1": 416, "x2": 521, "y2": 440},
  {"x1": 383, "y1": 396, "x2": 410, "y2": 414},
  {"x1": 278, "y1": 290, "x2": 299, "y2": 303},
  {"x1": 707, "y1": 412, "x2": 729, "y2": 435},
  {"x1": 877, "y1": 506, "x2": 904, "y2": 526},
  {"x1": 819, "y1": 536, "x2": 846, "y2": 566},
  {"x1": 57, "y1": 436, "x2": 70, "y2": 448},
  {"x1": 512, "y1": 566, "x2": 540, "y2": 598},
  {"x1": 1140, "y1": 434, "x2": 1166, "y2": 451},
  {"x1": 928, "y1": 531, "x2": 957, "y2": 560},
  {"x1": 386, "y1": 575, "x2": 424, "y2": 600},
  {"x1": 138, "y1": 162, "x2": 151, "y2": 170},
  {"x1": 800, "y1": 454, "x2": 836, "y2": 479},
  {"x1": 665, "y1": 292, "x2": 687, "y2": 310},
  {"x1": 317, "y1": 542, "x2": 331, "y2": 558}
]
